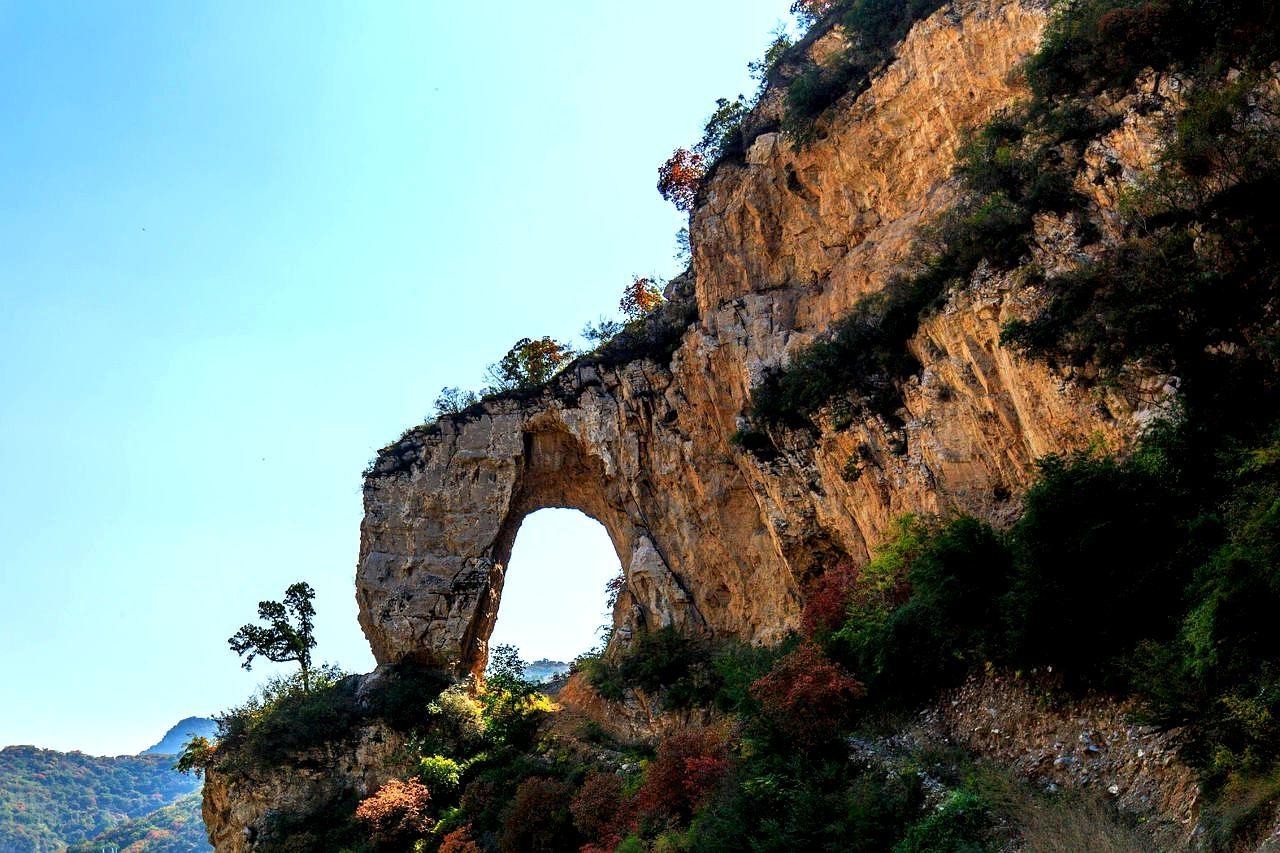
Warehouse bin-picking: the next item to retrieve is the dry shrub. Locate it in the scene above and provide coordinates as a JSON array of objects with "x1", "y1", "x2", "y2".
[
  {"x1": 438, "y1": 823, "x2": 483, "y2": 853},
  {"x1": 354, "y1": 777, "x2": 432, "y2": 846}
]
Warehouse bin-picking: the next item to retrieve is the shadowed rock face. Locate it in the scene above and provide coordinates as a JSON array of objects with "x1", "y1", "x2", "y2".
[{"x1": 356, "y1": 0, "x2": 1168, "y2": 677}]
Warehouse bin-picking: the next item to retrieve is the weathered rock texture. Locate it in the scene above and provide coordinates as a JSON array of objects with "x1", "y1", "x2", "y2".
[
  {"x1": 357, "y1": 0, "x2": 1169, "y2": 677},
  {"x1": 202, "y1": 722, "x2": 411, "y2": 853}
]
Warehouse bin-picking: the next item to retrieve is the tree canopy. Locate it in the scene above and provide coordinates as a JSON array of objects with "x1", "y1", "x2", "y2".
[{"x1": 228, "y1": 581, "x2": 317, "y2": 691}]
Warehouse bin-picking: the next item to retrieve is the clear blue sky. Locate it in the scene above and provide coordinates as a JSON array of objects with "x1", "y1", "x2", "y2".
[{"x1": 0, "y1": 1, "x2": 795, "y2": 755}]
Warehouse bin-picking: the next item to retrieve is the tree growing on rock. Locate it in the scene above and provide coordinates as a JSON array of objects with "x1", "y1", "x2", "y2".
[
  {"x1": 619, "y1": 276, "x2": 664, "y2": 322},
  {"x1": 227, "y1": 581, "x2": 317, "y2": 692},
  {"x1": 657, "y1": 147, "x2": 707, "y2": 211},
  {"x1": 485, "y1": 336, "x2": 575, "y2": 393},
  {"x1": 433, "y1": 386, "x2": 479, "y2": 418},
  {"x1": 791, "y1": 0, "x2": 838, "y2": 26}
]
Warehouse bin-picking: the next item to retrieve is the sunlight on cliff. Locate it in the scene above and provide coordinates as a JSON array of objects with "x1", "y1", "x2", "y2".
[{"x1": 487, "y1": 508, "x2": 619, "y2": 668}]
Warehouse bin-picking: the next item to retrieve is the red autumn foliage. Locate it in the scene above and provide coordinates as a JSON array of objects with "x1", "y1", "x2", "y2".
[
  {"x1": 500, "y1": 776, "x2": 576, "y2": 853},
  {"x1": 750, "y1": 642, "x2": 864, "y2": 748},
  {"x1": 580, "y1": 843, "x2": 621, "y2": 853},
  {"x1": 801, "y1": 560, "x2": 860, "y2": 638},
  {"x1": 619, "y1": 276, "x2": 664, "y2": 321},
  {"x1": 657, "y1": 148, "x2": 706, "y2": 212},
  {"x1": 571, "y1": 769, "x2": 627, "y2": 843},
  {"x1": 439, "y1": 824, "x2": 483, "y2": 853},
  {"x1": 354, "y1": 778, "x2": 433, "y2": 845},
  {"x1": 630, "y1": 727, "x2": 730, "y2": 827}
]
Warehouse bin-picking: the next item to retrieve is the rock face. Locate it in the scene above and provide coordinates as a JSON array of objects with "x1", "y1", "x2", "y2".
[
  {"x1": 202, "y1": 722, "x2": 411, "y2": 853},
  {"x1": 357, "y1": 0, "x2": 1166, "y2": 677}
]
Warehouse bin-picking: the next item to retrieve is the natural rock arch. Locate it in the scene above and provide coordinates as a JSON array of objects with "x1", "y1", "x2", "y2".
[{"x1": 358, "y1": 394, "x2": 704, "y2": 678}]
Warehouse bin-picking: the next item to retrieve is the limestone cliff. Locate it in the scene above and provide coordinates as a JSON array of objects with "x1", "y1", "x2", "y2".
[
  {"x1": 356, "y1": 0, "x2": 1166, "y2": 679},
  {"x1": 208, "y1": 0, "x2": 1200, "y2": 846}
]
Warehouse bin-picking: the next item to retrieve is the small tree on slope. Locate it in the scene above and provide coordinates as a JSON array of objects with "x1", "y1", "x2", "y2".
[{"x1": 228, "y1": 581, "x2": 317, "y2": 691}]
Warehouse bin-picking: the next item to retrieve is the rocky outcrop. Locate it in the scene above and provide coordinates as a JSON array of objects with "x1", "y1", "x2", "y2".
[
  {"x1": 357, "y1": 0, "x2": 1169, "y2": 677},
  {"x1": 202, "y1": 722, "x2": 412, "y2": 853},
  {"x1": 926, "y1": 674, "x2": 1201, "y2": 848}
]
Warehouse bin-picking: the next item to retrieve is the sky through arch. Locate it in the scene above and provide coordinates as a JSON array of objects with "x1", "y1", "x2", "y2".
[{"x1": 488, "y1": 508, "x2": 620, "y2": 666}]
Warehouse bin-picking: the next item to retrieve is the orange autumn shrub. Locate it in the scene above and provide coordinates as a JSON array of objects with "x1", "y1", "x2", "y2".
[
  {"x1": 657, "y1": 148, "x2": 706, "y2": 211},
  {"x1": 354, "y1": 777, "x2": 432, "y2": 845},
  {"x1": 438, "y1": 823, "x2": 482, "y2": 853}
]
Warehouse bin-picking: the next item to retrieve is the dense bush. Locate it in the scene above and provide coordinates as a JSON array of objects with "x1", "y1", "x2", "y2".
[
  {"x1": 829, "y1": 516, "x2": 1011, "y2": 704},
  {"x1": 749, "y1": 642, "x2": 864, "y2": 750},
  {"x1": 1003, "y1": 448, "x2": 1191, "y2": 686},
  {"x1": 1026, "y1": 0, "x2": 1280, "y2": 100},
  {"x1": 354, "y1": 778, "x2": 433, "y2": 848},
  {"x1": 571, "y1": 770, "x2": 627, "y2": 847},
  {"x1": 213, "y1": 661, "x2": 449, "y2": 772},
  {"x1": 686, "y1": 749, "x2": 924, "y2": 853},
  {"x1": 499, "y1": 776, "x2": 577, "y2": 853},
  {"x1": 630, "y1": 729, "x2": 731, "y2": 831},
  {"x1": 584, "y1": 627, "x2": 783, "y2": 713}
]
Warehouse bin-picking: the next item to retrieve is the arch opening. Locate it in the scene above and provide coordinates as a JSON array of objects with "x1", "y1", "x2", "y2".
[{"x1": 486, "y1": 508, "x2": 621, "y2": 682}]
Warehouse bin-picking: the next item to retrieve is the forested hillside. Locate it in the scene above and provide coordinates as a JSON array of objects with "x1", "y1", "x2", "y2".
[{"x1": 0, "y1": 745, "x2": 199, "y2": 851}]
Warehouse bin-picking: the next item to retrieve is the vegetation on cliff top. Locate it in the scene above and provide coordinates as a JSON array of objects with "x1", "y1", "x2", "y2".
[{"x1": 749, "y1": 0, "x2": 1280, "y2": 435}]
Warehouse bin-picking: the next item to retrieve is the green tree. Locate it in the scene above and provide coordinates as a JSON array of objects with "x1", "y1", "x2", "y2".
[
  {"x1": 485, "y1": 337, "x2": 574, "y2": 393},
  {"x1": 228, "y1": 581, "x2": 317, "y2": 691},
  {"x1": 433, "y1": 386, "x2": 479, "y2": 418}
]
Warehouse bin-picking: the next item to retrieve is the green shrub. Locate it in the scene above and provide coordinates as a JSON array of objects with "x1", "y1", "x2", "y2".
[
  {"x1": 782, "y1": 54, "x2": 870, "y2": 142},
  {"x1": 893, "y1": 787, "x2": 994, "y2": 853},
  {"x1": 215, "y1": 662, "x2": 449, "y2": 773},
  {"x1": 687, "y1": 753, "x2": 923, "y2": 853},
  {"x1": 419, "y1": 754, "x2": 463, "y2": 800},
  {"x1": 1002, "y1": 450, "x2": 1192, "y2": 688},
  {"x1": 749, "y1": 267, "x2": 947, "y2": 425},
  {"x1": 830, "y1": 516, "x2": 1012, "y2": 704},
  {"x1": 1026, "y1": 0, "x2": 1280, "y2": 101}
]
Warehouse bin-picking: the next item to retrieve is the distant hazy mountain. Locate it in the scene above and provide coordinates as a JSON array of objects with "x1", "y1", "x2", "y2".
[
  {"x1": 525, "y1": 659, "x2": 569, "y2": 683},
  {"x1": 142, "y1": 717, "x2": 218, "y2": 756}
]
